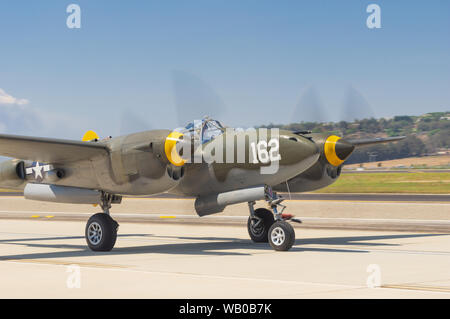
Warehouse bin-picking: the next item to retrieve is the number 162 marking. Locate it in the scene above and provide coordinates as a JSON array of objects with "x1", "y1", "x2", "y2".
[{"x1": 250, "y1": 139, "x2": 281, "y2": 164}]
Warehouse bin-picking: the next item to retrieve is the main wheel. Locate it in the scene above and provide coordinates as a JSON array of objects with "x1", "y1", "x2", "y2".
[
  {"x1": 85, "y1": 213, "x2": 119, "y2": 251},
  {"x1": 247, "y1": 208, "x2": 275, "y2": 243},
  {"x1": 268, "y1": 221, "x2": 295, "y2": 251}
]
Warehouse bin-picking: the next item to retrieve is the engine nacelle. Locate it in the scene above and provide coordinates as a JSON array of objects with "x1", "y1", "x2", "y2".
[
  {"x1": 45, "y1": 169, "x2": 66, "y2": 183},
  {"x1": 274, "y1": 132, "x2": 346, "y2": 193},
  {"x1": 0, "y1": 160, "x2": 26, "y2": 188},
  {"x1": 274, "y1": 160, "x2": 342, "y2": 193},
  {"x1": 24, "y1": 184, "x2": 101, "y2": 204}
]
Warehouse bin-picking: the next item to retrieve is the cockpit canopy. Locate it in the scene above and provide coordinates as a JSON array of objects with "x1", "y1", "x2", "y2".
[{"x1": 182, "y1": 117, "x2": 225, "y2": 144}]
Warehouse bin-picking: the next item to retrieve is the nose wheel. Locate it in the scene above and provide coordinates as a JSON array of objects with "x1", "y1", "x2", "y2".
[
  {"x1": 268, "y1": 221, "x2": 295, "y2": 251},
  {"x1": 247, "y1": 208, "x2": 275, "y2": 243},
  {"x1": 247, "y1": 186, "x2": 298, "y2": 251}
]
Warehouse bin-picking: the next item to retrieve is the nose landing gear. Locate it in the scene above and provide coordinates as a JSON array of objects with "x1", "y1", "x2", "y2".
[
  {"x1": 268, "y1": 221, "x2": 295, "y2": 251},
  {"x1": 247, "y1": 186, "x2": 299, "y2": 251},
  {"x1": 247, "y1": 207, "x2": 274, "y2": 243}
]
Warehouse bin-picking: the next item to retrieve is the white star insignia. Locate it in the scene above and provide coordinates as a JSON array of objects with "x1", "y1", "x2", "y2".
[{"x1": 32, "y1": 162, "x2": 43, "y2": 179}]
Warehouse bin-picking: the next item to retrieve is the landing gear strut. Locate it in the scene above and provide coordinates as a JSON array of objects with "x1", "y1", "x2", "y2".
[
  {"x1": 247, "y1": 186, "x2": 298, "y2": 251},
  {"x1": 85, "y1": 192, "x2": 121, "y2": 252}
]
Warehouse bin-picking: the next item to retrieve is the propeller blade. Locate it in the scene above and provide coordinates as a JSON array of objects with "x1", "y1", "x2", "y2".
[
  {"x1": 172, "y1": 70, "x2": 226, "y2": 126},
  {"x1": 119, "y1": 110, "x2": 152, "y2": 136},
  {"x1": 292, "y1": 86, "x2": 327, "y2": 123},
  {"x1": 340, "y1": 86, "x2": 375, "y2": 121}
]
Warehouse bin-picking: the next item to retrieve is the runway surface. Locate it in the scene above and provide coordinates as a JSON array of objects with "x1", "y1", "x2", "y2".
[
  {"x1": 0, "y1": 219, "x2": 449, "y2": 298},
  {"x1": 0, "y1": 195, "x2": 448, "y2": 298},
  {"x1": 0, "y1": 196, "x2": 449, "y2": 231},
  {"x1": 1, "y1": 192, "x2": 449, "y2": 202}
]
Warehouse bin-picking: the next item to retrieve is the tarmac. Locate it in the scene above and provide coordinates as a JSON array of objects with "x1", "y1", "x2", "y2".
[{"x1": 0, "y1": 194, "x2": 449, "y2": 298}]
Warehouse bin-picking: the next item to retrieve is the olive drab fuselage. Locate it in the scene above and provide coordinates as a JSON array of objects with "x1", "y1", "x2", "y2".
[
  {"x1": 0, "y1": 114, "x2": 368, "y2": 198},
  {"x1": 2, "y1": 128, "x2": 326, "y2": 197}
]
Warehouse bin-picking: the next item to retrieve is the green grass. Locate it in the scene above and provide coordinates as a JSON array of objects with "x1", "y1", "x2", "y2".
[
  {"x1": 1, "y1": 172, "x2": 449, "y2": 194},
  {"x1": 314, "y1": 172, "x2": 450, "y2": 194}
]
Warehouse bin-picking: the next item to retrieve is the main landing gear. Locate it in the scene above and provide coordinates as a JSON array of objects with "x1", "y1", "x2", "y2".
[
  {"x1": 85, "y1": 192, "x2": 121, "y2": 251},
  {"x1": 247, "y1": 186, "x2": 300, "y2": 251},
  {"x1": 85, "y1": 188, "x2": 297, "y2": 252}
]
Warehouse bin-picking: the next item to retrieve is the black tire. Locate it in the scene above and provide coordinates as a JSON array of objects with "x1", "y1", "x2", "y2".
[
  {"x1": 268, "y1": 221, "x2": 295, "y2": 251},
  {"x1": 247, "y1": 208, "x2": 275, "y2": 243},
  {"x1": 85, "y1": 213, "x2": 119, "y2": 251}
]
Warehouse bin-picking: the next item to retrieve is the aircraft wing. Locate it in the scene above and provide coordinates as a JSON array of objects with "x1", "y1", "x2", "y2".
[
  {"x1": 0, "y1": 134, "x2": 109, "y2": 163},
  {"x1": 347, "y1": 136, "x2": 405, "y2": 148}
]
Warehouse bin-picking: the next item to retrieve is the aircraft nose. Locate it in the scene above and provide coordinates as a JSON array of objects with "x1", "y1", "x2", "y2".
[
  {"x1": 304, "y1": 138, "x2": 320, "y2": 158},
  {"x1": 285, "y1": 136, "x2": 320, "y2": 163}
]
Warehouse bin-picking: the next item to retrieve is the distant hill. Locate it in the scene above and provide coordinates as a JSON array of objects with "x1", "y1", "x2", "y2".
[{"x1": 263, "y1": 112, "x2": 450, "y2": 164}]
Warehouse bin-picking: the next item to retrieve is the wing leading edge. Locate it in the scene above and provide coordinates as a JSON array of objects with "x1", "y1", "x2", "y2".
[
  {"x1": 347, "y1": 136, "x2": 406, "y2": 148},
  {"x1": 0, "y1": 134, "x2": 109, "y2": 163}
]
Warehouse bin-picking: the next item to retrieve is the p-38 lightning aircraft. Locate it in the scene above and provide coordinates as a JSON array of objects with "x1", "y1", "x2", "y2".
[{"x1": 0, "y1": 117, "x2": 404, "y2": 251}]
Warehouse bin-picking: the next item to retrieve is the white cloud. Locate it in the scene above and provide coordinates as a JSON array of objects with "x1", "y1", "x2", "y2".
[
  {"x1": 0, "y1": 87, "x2": 114, "y2": 140},
  {"x1": 0, "y1": 88, "x2": 83, "y2": 137},
  {"x1": 0, "y1": 88, "x2": 29, "y2": 106},
  {"x1": 0, "y1": 100, "x2": 89, "y2": 139}
]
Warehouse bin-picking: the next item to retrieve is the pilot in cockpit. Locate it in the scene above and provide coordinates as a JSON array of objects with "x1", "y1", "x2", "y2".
[{"x1": 182, "y1": 117, "x2": 225, "y2": 144}]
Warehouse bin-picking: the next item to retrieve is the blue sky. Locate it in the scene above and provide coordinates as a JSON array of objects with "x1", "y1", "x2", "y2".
[{"x1": 0, "y1": 0, "x2": 449, "y2": 138}]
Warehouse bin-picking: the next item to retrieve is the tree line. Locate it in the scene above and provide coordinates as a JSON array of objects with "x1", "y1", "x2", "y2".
[{"x1": 263, "y1": 112, "x2": 450, "y2": 164}]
